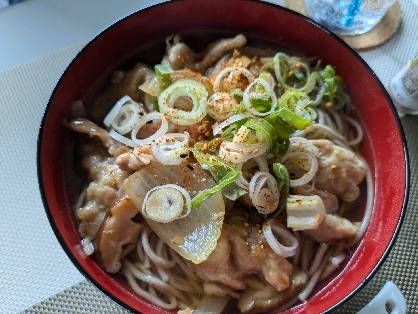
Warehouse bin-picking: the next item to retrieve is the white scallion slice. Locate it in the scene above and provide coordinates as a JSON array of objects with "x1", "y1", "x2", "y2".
[
  {"x1": 131, "y1": 111, "x2": 169, "y2": 146},
  {"x1": 142, "y1": 184, "x2": 191, "y2": 223},
  {"x1": 219, "y1": 140, "x2": 268, "y2": 164},
  {"x1": 263, "y1": 219, "x2": 298, "y2": 257},
  {"x1": 213, "y1": 66, "x2": 254, "y2": 93},
  {"x1": 109, "y1": 129, "x2": 137, "y2": 147},
  {"x1": 111, "y1": 103, "x2": 142, "y2": 135},
  {"x1": 151, "y1": 132, "x2": 190, "y2": 165},
  {"x1": 248, "y1": 171, "x2": 279, "y2": 214},
  {"x1": 207, "y1": 92, "x2": 240, "y2": 121},
  {"x1": 103, "y1": 95, "x2": 133, "y2": 127},
  {"x1": 235, "y1": 156, "x2": 269, "y2": 190},
  {"x1": 286, "y1": 195, "x2": 326, "y2": 230},
  {"x1": 280, "y1": 137, "x2": 319, "y2": 187}
]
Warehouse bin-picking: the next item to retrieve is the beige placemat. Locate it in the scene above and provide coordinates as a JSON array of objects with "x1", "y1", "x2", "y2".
[{"x1": 286, "y1": 0, "x2": 402, "y2": 50}]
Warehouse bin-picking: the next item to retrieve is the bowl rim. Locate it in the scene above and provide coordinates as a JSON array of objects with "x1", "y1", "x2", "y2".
[{"x1": 37, "y1": 0, "x2": 410, "y2": 313}]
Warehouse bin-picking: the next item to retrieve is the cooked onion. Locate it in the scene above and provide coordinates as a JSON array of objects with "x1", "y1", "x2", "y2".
[{"x1": 263, "y1": 219, "x2": 298, "y2": 257}]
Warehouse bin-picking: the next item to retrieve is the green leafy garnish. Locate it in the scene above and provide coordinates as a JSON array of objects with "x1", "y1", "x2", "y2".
[
  {"x1": 268, "y1": 163, "x2": 290, "y2": 218},
  {"x1": 190, "y1": 148, "x2": 242, "y2": 207}
]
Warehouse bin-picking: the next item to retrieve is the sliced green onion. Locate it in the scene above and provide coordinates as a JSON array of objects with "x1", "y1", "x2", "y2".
[
  {"x1": 272, "y1": 53, "x2": 316, "y2": 93},
  {"x1": 268, "y1": 163, "x2": 290, "y2": 218},
  {"x1": 319, "y1": 65, "x2": 347, "y2": 109},
  {"x1": 242, "y1": 77, "x2": 277, "y2": 116},
  {"x1": 277, "y1": 89, "x2": 314, "y2": 130},
  {"x1": 213, "y1": 66, "x2": 254, "y2": 93},
  {"x1": 142, "y1": 184, "x2": 192, "y2": 223},
  {"x1": 190, "y1": 148, "x2": 242, "y2": 207},
  {"x1": 243, "y1": 117, "x2": 276, "y2": 153},
  {"x1": 155, "y1": 64, "x2": 174, "y2": 93},
  {"x1": 158, "y1": 79, "x2": 208, "y2": 125}
]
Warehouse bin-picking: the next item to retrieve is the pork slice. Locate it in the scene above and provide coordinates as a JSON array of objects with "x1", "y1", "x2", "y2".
[
  {"x1": 195, "y1": 34, "x2": 247, "y2": 73},
  {"x1": 116, "y1": 145, "x2": 155, "y2": 171},
  {"x1": 229, "y1": 223, "x2": 293, "y2": 292},
  {"x1": 237, "y1": 268, "x2": 308, "y2": 314},
  {"x1": 92, "y1": 62, "x2": 155, "y2": 121},
  {"x1": 312, "y1": 139, "x2": 367, "y2": 203},
  {"x1": 302, "y1": 214, "x2": 357, "y2": 242},
  {"x1": 66, "y1": 118, "x2": 129, "y2": 157},
  {"x1": 187, "y1": 224, "x2": 247, "y2": 291},
  {"x1": 162, "y1": 39, "x2": 198, "y2": 70}
]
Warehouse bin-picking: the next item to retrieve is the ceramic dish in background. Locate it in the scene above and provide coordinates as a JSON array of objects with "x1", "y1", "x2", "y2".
[{"x1": 37, "y1": 0, "x2": 409, "y2": 313}]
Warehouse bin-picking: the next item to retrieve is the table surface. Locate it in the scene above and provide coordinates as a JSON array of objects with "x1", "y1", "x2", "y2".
[{"x1": 1, "y1": 0, "x2": 417, "y2": 313}]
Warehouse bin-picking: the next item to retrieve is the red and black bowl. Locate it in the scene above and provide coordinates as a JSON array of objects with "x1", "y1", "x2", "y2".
[{"x1": 37, "y1": 0, "x2": 409, "y2": 313}]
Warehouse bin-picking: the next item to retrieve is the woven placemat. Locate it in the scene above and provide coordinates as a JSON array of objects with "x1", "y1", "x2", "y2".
[{"x1": 285, "y1": 0, "x2": 402, "y2": 50}]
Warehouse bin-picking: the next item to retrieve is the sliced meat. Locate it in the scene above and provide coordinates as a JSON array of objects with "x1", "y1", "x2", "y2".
[
  {"x1": 311, "y1": 139, "x2": 367, "y2": 203},
  {"x1": 302, "y1": 214, "x2": 357, "y2": 242},
  {"x1": 207, "y1": 50, "x2": 252, "y2": 87},
  {"x1": 162, "y1": 36, "x2": 198, "y2": 70},
  {"x1": 95, "y1": 198, "x2": 143, "y2": 273},
  {"x1": 175, "y1": 119, "x2": 214, "y2": 145},
  {"x1": 66, "y1": 118, "x2": 129, "y2": 157},
  {"x1": 195, "y1": 34, "x2": 247, "y2": 73},
  {"x1": 162, "y1": 34, "x2": 247, "y2": 74},
  {"x1": 228, "y1": 223, "x2": 292, "y2": 292},
  {"x1": 116, "y1": 145, "x2": 155, "y2": 171},
  {"x1": 68, "y1": 119, "x2": 131, "y2": 240},
  {"x1": 237, "y1": 268, "x2": 308, "y2": 314},
  {"x1": 187, "y1": 224, "x2": 247, "y2": 291},
  {"x1": 203, "y1": 281, "x2": 240, "y2": 299},
  {"x1": 188, "y1": 220, "x2": 293, "y2": 298}
]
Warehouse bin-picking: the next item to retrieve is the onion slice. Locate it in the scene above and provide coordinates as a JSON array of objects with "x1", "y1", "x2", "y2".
[{"x1": 263, "y1": 219, "x2": 298, "y2": 257}]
